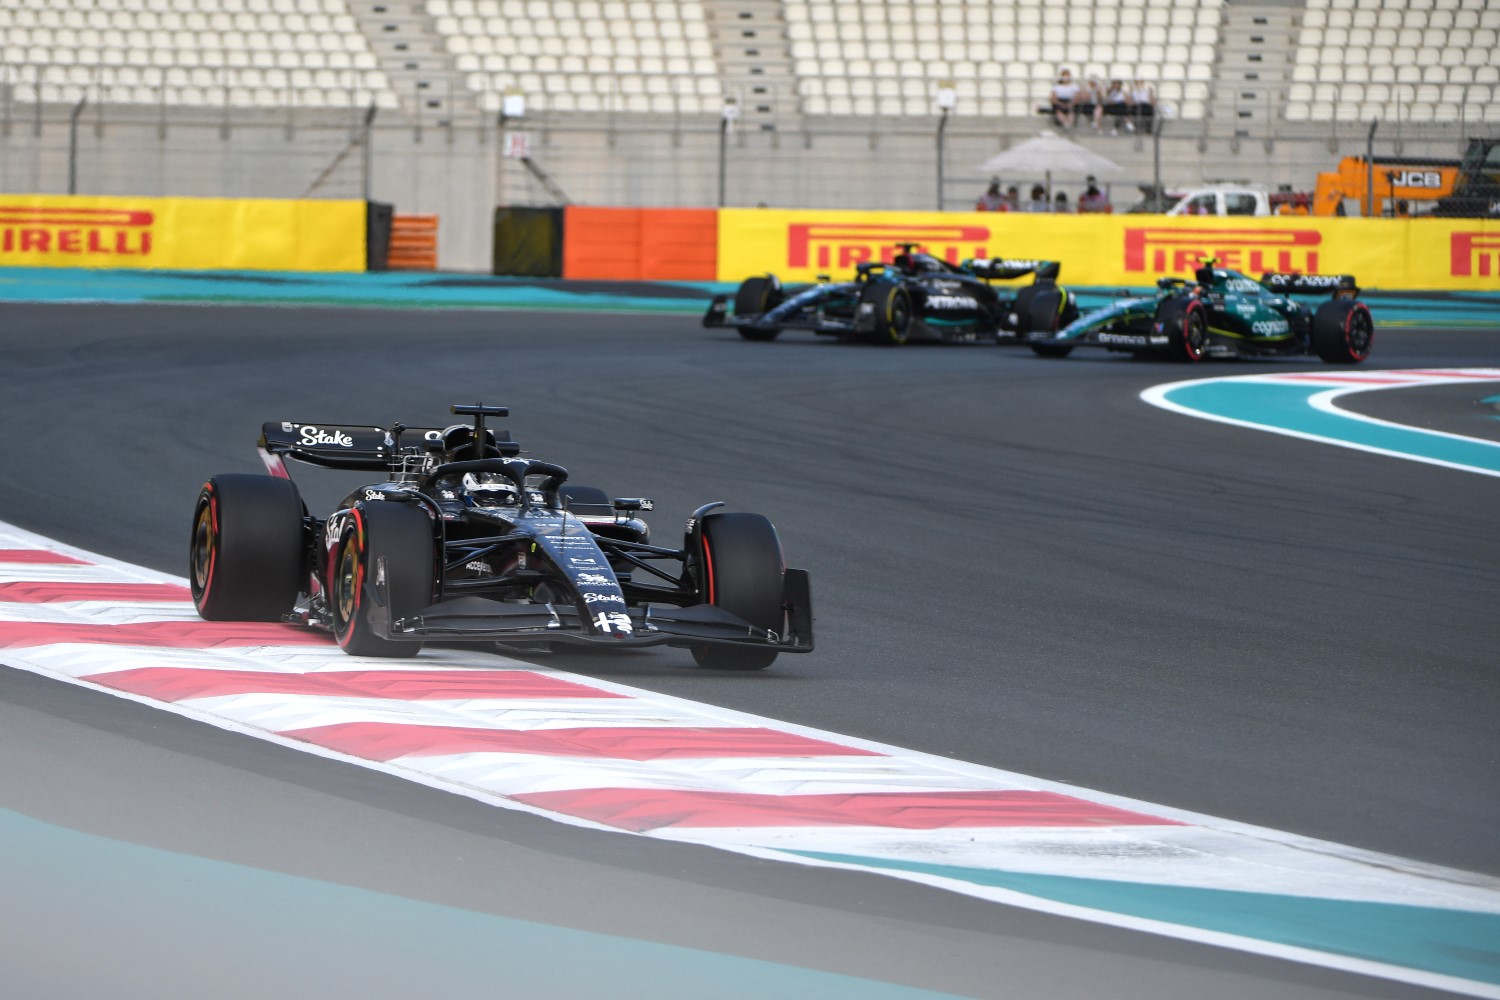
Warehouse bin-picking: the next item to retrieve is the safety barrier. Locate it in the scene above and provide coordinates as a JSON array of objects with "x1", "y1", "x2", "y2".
[
  {"x1": 389, "y1": 215, "x2": 439, "y2": 271},
  {"x1": 713, "y1": 210, "x2": 1500, "y2": 292},
  {"x1": 0, "y1": 194, "x2": 366, "y2": 272},
  {"x1": 561, "y1": 207, "x2": 718, "y2": 281}
]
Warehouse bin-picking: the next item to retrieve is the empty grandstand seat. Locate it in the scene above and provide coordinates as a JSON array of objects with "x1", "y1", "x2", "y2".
[{"x1": 3, "y1": 0, "x2": 394, "y2": 108}]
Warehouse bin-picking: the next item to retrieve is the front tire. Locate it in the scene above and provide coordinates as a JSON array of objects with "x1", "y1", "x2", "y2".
[
  {"x1": 1156, "y1": 297, "x2": 1209, "y2": 362},
  {"x1": 330, "y1": 502, "x2": 436, "y2": 657},
  {"x1": 734, "y1": 276, "x2": 782, "y2": 341},
  {"x1": 1312, "y1": 299, "x2": 1373, "y2": 364},
  {"x1": 873, "y1": 283, "x2": 913, "y2": 345},
  {"x1": 692, "y1": 512, "x2": 785, "y2": 670},
  {"x1": 190, "y1": 474, "x2": 304, "y2": 622}
]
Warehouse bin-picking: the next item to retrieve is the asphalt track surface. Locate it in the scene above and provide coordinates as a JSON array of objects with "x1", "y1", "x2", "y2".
[{"x1": 1, "y1": 301, "x2": 1497, "y2": 999}]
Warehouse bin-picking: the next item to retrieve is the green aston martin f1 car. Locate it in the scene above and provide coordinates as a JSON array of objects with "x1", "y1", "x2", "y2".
[{"x1": 1026, "y1": 260, "x2": 1374, "y2": 364}]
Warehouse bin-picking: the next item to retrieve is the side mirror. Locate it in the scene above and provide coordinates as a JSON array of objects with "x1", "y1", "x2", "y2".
[{"x1": 613, "y1": 498, "x2": 654, "y2": 513}]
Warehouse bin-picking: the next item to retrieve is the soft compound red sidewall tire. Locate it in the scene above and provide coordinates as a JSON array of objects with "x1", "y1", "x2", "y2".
[
  {"x1": 331, "y1": 502, "x2": 436, "y2": 658},
  {"x1": 691, "y1": 512, "x2": 785, "y2": 670},
  {"x1": 189, "y1": 474, "x2": 303, "y2": 622}
]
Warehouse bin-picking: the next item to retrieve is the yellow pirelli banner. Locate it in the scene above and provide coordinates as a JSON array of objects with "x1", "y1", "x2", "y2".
[
  {"x1": 0, "y1": 194, "x2": 367, "y2": 271},
  {"x1": 716, "y1": 209, "x2": 1500, "y2": 291}
]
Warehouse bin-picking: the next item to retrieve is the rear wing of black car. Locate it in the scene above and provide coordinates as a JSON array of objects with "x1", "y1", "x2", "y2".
[
  {"x1": 258, "y1": 422, "x2": 443, "y2": 473},
  {"x1": 965, "y1": 258, "x2": 1062, "y2": 282},
  {"x1": 1260, "y1": 272, "x2": 1360, "y2": 298}
]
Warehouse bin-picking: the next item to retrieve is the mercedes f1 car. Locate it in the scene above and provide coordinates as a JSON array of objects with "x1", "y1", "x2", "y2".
[
  {"x1": 1025, "y1": 261, "x2": 1374, "y2": 363},
  {"x1": 704, "y1": 245, "x2": 1077, "y2": 345},
  {"x1": 189, "y1": 404, "x2": 813, "y2": 670}
]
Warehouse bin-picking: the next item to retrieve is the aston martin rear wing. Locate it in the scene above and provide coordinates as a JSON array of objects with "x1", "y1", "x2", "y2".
[
  {"x1": 965, "y1": 258, "x2": 1062, "y2": 282},
  {"x1": 1260, "y1": 272, "x2": 1360, "y2": 298}
]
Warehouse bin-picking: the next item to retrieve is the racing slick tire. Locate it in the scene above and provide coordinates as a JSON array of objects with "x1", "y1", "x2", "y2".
[
  {"x1": 1156, "y1": 296, "x2": 1210, "y2": 362},
  {"x1": 692, "y1": 512, "x2": 784, "y2": 671},
  {"x1": 1311, "y1": 299, "x2": 1374, "y2": 364},
  {"x1": 871, "y1": 283, "x2": 914, "y2": 345},
  {"x1": 1023, "y1": 287, "x2": 1076, "y2": 357},
  {"x1": 733, "y1": 276, "x2": 783, "y2": 341},
  {"x1": 330, "y1": 501, "x2": 436, "y2": 658},
  {"x1": 190, "y1": 474, "x2": 304, "y2": 622},
  {"x1": 559, "y1": 484, "x2": 613, "y2": 514}
]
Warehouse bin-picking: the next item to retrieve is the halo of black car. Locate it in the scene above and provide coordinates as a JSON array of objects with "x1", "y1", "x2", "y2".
[
  {"x1": 1025, "y1": 260, "x2": 1374, "y2": 363},
  {"x1": 189, "y1": 404, "x2": 813, "y2": 670},
  {"x1": 704, "y1": 244, "x2": 1078, "y2": 345}
]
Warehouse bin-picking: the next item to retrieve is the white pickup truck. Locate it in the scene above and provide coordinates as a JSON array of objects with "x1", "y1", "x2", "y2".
[{"x1": 1164, "y1": 184, "x2": 1274, "y2": 216}]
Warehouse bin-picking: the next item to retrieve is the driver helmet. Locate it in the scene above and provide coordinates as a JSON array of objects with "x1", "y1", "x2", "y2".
[{"x1": 462, "y1": 472, "x2": 518, "y2": 506}]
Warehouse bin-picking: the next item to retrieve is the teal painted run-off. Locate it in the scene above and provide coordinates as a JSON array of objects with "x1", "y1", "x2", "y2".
[
  {"x1": 1163, "y1": 381, "x2": 1500, "y2": 474},
  {"x1": 1, "y1": 267, "x2": 1498, "y2": 326},
  {"x1": 791, "y1": 850, "x2": 1500, "y2": 988},
  {"x1": 0, "y1": 805, "x2": 969, "y2": 999}
]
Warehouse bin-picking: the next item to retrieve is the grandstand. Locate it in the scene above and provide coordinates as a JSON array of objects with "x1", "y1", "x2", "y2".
[
  {"x1": 1286, "y1": 0, "x2": 1500, "y2": 124},
  {"x1": 0, "y1": 0, "x2": 396, "y2": 109},
  {"x1": 1, "y1": 0, "x2": 1492, "y2": 268}
]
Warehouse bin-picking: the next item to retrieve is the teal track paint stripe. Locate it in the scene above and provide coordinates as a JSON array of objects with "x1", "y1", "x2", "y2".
[
  {"x1": 0, "y1": 267, "x2": 719, "y2": 313},
  {"x1": 787, "y1": 851, "x2": 1500, "y2": 991},
  {"x1": 1143, "y1": 373, "x2": 1500, "y2": 478},
  {"x1": 0, "y1": 805, "x2": 968, "y2": 1000}
]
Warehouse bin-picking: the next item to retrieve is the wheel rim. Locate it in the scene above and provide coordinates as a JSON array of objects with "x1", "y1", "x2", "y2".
[
  {"x1": 1185, "y1": 308, "x2": 1207, "y2": 359},
  {"x1": 889, "y1": 291, "x2": 910, "y2": 340},
  {"x1": 334, "y1": 534, "x2": 360, "y2": 629},
  {"x1": 191, "y1": 505, "x2": 215, "y2": 593},
  {"x1": 1346, "y1": 309, "x2": 1372, "y2": 357}
]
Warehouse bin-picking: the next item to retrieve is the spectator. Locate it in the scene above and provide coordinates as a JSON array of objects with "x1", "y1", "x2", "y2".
[
  {"x1": 1005, "y1": 185, "x2": 1021, "y2": 210},
  {"x1": 1129, "y1": 78, "x2": 1156, "y2": 134},
  {"x1": 1078, "y1": 178, "x2": 1108, "y2": 212},
  {"x1": 1023, "y1": 184, "x2": 1049, "y2": 212},
  {"x1": 1078, "y1": 76, "x2": 1105, "y2": 131},
  {"x1": 976, "y1": 179, "x2": 1009, "y2": 211},
  {"x1": 1100, "y1": 79, "x2": 1130, "y2": 135},
  {"x1": 1053, "y1": 191, "x2": 1071, "y2": 214},
  {"x1": 1050, "y1": 68, "x2": 1079, "y2": 129},
  {"x1": 1078, "y1": 176, "x2": 1111, "y2": 213}
]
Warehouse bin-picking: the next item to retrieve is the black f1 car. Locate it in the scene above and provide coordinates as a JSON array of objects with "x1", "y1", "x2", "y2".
[
  {"x1": 1026, "y1": 260, "x2": 1373, "y2": 363},
  {"x1": 189, "y1": 404, "x2": 813, "y2": 670},
  {"x1": 704, "y1": 245, "x2": 1077, "y2": 345}
]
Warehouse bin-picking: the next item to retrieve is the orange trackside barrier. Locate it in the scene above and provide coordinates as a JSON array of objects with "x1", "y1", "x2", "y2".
[
  {"x1": 388, "y1": 214, "x2": 438, "y2": 270},
  {"x1": 563, "y1": 207, "x2": 641, "y2": 279},
  {"x1": 563, "y1": 207, "x2": 717, "y2": 280}
]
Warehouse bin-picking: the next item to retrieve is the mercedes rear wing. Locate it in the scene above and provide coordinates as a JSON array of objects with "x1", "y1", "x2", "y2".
[{"x1": 965, "y1": 258, "x2": 1062, "y2": 282}]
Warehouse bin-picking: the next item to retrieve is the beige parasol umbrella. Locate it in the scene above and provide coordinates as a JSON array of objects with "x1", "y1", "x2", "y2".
[{"x1": 976, "y1": 130, "x2": 1124, "y2": 204}]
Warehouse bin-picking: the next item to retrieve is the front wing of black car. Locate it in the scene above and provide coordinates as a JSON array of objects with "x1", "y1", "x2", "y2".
[{"x1": 357, "y1": 564, "x2": 815, "y2": 653}]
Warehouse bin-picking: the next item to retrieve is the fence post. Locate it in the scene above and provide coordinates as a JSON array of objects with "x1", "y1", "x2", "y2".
[{"x1": 68, "y1": 97, "x2": 87, "y2": 194}]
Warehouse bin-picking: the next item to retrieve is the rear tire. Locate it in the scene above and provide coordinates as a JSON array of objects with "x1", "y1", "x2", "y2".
[
  {"x1": 1008, "y1": 285, "x2": 1039, "y2": 334},
  {"x1": 1312, "y1": 299, "x2": 1373, "y2": 364},
  {"x1": 560, "y1": 484, "x2": 613, "y2": 515},
  {"x1": 1022, "y1": 286, "x2": 1076, "y2": 357},
  {"x1": 1027, "y1": 287, "x2": 1066, "y2": 334},
  {"x1": 1156, "y1": 297, "x2": 1209, "y2": 362},
  {"x1": 692, "y1": 512, "x2": 784, "y2": 671},
  {"x1": 734, "y1": 276, "x2": 782, "y2": 341},
  {"x1": 330, "y1": 502, "x2": 436, "y2": 658},
  {"x1": 190, "y1": 474, "x2": 304, "y2": 622}
]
